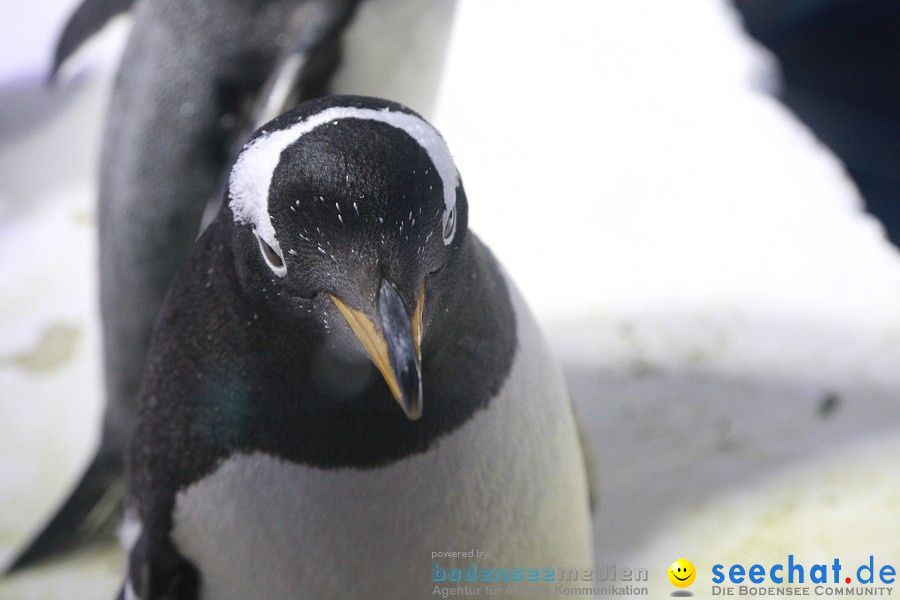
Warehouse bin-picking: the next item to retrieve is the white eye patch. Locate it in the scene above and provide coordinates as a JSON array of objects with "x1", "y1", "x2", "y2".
[{"x1": 228, "y1": 105, "x2": 461, "y2": 276}]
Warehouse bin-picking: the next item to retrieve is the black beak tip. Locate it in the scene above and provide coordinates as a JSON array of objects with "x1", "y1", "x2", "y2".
[
  {"x1": 378, "y1": 279, "x2": 425, "y2": 421},
  {"x1": 397, "y1": 362, "x2": 423, "y2": 420},
  {"x1": 402, "y1": 385, "x2": 423, "y2": 421}
]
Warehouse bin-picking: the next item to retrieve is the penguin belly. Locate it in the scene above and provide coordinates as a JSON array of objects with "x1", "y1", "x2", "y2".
[{"x1": 169, "y1": 285, "x2": 593, "y2": 599}]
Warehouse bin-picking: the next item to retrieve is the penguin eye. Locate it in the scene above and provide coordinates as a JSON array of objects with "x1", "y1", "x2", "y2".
[
  {"x1": 255, "y1": 232, "x2": 286, "y2": 275},
  {"x1": 442, "y1": 206, "x2": 456, "y2": 243}
]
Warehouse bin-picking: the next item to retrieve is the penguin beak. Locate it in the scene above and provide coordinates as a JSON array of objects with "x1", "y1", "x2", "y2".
[{"x1": 329, "y1": 282, "x2": 425, "y2": 420}]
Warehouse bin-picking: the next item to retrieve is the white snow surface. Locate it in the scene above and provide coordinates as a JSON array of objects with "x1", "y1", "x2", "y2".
[{"x1": 3, "y1": 0, "x2": 900, "y2": 597}]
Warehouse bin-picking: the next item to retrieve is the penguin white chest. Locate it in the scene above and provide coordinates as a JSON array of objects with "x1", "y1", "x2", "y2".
[{"x1": 169, "y1": 291, "x2": 593, "y2": 600}]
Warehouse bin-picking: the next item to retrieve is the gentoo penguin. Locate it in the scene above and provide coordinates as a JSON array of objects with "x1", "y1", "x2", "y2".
[
  {"x1": 8, "y1": 0, "x2": 368, "y2": 571},
  {"x1": 119, "y1": 95, "x2": 593, "y2": 599}
]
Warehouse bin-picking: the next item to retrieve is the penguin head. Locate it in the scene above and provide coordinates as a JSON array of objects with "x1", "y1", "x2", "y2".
[{"x1": 226, "y1": 95, "x2": 468, "y2": 420}]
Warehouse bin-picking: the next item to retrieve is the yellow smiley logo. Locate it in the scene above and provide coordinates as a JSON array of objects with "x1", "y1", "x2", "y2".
[{"x1": 668, "y1": 558, "x2": 696, "y2": 587}]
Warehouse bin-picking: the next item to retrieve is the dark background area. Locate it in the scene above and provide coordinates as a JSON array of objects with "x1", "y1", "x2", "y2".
[{"x1": 735, "y1": 0, "x2": 900, "y2": 247}]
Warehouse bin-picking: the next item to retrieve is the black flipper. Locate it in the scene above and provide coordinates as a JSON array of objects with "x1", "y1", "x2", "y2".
[
  {"x1": 3, "y1": 448, "x2": 124, "y2": 574},
  {"x1": 51, "y1": 0, "x2": 135, "y2": 78},
  {"x1": 128, "y1": 519, "x2": 199, "y2": 600}
]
